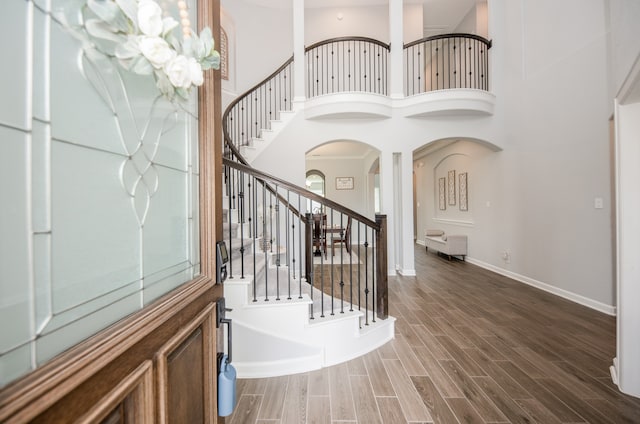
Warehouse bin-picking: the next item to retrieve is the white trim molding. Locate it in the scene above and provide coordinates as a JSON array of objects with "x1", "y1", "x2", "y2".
[{"x1": 466, "y1": 257, "x2": 617, "y2": 316}]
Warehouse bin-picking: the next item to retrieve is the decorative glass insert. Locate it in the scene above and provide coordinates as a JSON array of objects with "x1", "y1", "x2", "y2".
[{"x1": 0, "y1": 0, "x2": 203, "y2": 387}]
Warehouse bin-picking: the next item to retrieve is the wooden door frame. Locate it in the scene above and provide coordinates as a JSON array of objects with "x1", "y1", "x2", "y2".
[{"x1": 0, "y1": 0, "x2": 224, "y2": 421}]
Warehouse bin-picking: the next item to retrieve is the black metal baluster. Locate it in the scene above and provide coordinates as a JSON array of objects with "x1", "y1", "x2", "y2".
[
  {"x1": 262, "y1": 183, "x2": 269, "y2": 301},
  {"x1": 329, "y1": 210, "x2": 334, "y2": 316},
  {"x1": 298, "y1": 195, "x2": 303, "y2": 299},
  {"x1": 275, "y1": 189, "x2": 280, "y2": 301},
  {"x1": 348, "y1": 219, "x2": 353, "y2": 312},
  {"x1": 339, "y1": 213, "x2": 344, "y2": 314},
  {"x1": 247, "y1": 176, "x2": 252, "y2": 239},
  {"x1": 348, "y1": 41, "x2": 352, "y2": 91},
  {"x1": 252, "y1": 176, "x2": 257, "y2": 302},
  {"x1": 371, "y1": 226, "x2": 376, "y2": 323},
  {"x1": 453, "y1": 38, "x2": 458, "y2": 88},
  {"x1": 435, "y1": 42, "x2": 440, "y2": 90},
  {"x1": 356, "y1": 222, "x2": 360, "y2": 313},
  {"x1": 476, "y1": 39, "x2": 480, "y2": 89},
  {"x1": 239, "y1": 171, "x2": 245, "y2": 279},
  {"x1": 315, "y1": 49, "x2": 319, "y2": 97},
  {"x1": 227, "y1": 168, "x2": 234, "y2": 279},
  {"x1": 286, "y1": 190, "x2": 291, "y2": 300},
  {"x1": 364, "y1": 228, "x2": 369, "y2": 325}
]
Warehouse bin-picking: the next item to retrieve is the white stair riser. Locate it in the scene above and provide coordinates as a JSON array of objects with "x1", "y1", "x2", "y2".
[{"x1": 224, "y1": 275, "x2": 395, "y2": 378}]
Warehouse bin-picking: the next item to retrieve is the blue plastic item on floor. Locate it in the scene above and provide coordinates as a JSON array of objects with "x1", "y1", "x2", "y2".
[{"x1": 218, "y1": 354, "x2": 236, "y2": 417}]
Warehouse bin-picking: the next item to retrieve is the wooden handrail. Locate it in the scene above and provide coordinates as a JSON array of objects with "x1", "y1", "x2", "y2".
[
  {"x1": 222, "y1": 55, "x2": 294, "y2": 148},
  {"x1": 223, "y1": 158, "x2": 379, "y2": 231},
  {"x1": 403, "y1": 33, "x2": 492, "y2": 49},
  {"x1": 305, "y1": 36, "x2": 390, "y2": 52}
]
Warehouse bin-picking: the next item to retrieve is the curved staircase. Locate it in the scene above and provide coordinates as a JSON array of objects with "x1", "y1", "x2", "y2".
[{"x1": 221, "y1": 187, "x2": 394, "y2": 378}]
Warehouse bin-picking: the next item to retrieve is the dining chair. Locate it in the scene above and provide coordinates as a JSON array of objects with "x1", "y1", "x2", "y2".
[{"x1": 331, "y1": 216, "x2": 352, "y2": 257}]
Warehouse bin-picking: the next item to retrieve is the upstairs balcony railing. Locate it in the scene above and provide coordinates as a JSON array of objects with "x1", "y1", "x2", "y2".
[
  {"x1": 223, "y1": 34, "x2": 492, "y2": 154},
  {"x1": 404, "y1": 33, "x2": 492, "y2": 96},
  {"x1": 305, "y1": 37, "x2": 390, "y2": 98}
]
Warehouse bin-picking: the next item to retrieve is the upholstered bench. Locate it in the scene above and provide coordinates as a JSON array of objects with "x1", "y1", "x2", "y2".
[{"x1": 424, "y1": 229, "x2": 467, "y2": 261}]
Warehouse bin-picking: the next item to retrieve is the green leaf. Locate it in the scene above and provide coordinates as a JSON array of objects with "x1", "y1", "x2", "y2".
[
  {"x1": 87, "y1": 0, "x2": 128, "y2": 32},
  {"x1": 115, "y1": 37, "x2": 140, "y2": 59},
  {"x1": 175, "y1": 87, "x2": 190, "y2": 100},
  {"x1": 129, "y1": 55, "x2": 154, "y2": 75},
  {"x1": 164, "y1": 32, "x2": 181, "y2": 52},
  {"x1": 201, "y1": 50, "x2": 220, "y2": 70},
  {"x1": 155, "y1": 71, "x2": 175, "y2": 97},
  {"x1": 200, "y1": 27, "x2": 214, "y2": 51},
  {"x1": 186, "y1": 34, "x2": 206, "y2": 60},
  {"x1": 115, "y1": 0, "x2": 138, "y2": 30},
  {"x1": 162, "y1": 17, "x2": 179, "y2": 37},
  {"x1": 85, "y1": 19, "x2": 126, "y2": 43}
]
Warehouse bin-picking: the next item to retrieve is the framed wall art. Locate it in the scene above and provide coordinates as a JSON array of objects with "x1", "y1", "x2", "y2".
[
  {"x1": 438, "y1": 177, "x2": 446, "y2": 210},
  {"x1": 448, "y1": 170, "x2": 456, "y2": 205},
  {"x1": 335, "y1": 176, "x2": 354, "y2": 190},
  {"x1": 459, "y1": 172, "x2": 468, "y2": 211}
]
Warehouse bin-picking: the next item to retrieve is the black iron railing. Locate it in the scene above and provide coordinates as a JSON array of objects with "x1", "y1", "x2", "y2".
[
  {"x1": 305, "y1": 37, "x2": 390, "y2": 98},
  {"x1": 222, "y1": 148, "x2": 388, "y2": 323},
  {"x1": 223, "y1": 56, "x2": 294, "y2": 151},
  {"x1": 404, "y1": 33, "x2": 492, "y2": 96}
]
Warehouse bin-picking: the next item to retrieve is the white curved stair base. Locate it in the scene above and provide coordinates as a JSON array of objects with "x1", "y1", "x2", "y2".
[{"x1": 224, "y1": 274, "x2": 395, "y2": 378}]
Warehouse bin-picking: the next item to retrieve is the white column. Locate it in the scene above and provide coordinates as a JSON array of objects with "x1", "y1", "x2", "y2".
[
  {"x1": 379, "y1": 151, "x2": 397, "y2": 276},
  {"x1": 400, "y1": 151, "x2": 416, "y2": 275},
  {"x1": 292, "y1": 0, "x2": 306, "y2": 104},
  {"x1": 614, "y1": 98, "x2": 640, "y2": 398},
  {"x1": 388, "y1": 0, "x2": 404, "y2": 99}
]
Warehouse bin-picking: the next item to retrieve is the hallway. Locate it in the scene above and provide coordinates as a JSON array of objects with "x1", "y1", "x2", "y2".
[{"x1": 226, "y1": 245, "x2": 640, "y2": 423}]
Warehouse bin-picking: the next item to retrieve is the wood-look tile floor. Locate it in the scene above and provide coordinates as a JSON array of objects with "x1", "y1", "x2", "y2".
[{"x1": 226, "y1": 245, "x2": 640, "y2": 424}]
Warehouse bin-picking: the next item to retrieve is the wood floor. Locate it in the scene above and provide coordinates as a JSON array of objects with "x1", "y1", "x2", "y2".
[{"x1": 225, "y1": 245, "x2": 640, "y2": 424}]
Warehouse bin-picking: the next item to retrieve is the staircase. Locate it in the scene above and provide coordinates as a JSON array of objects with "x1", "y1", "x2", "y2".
[
  {"x1": 221, "y1": 166, "x2": 394, "y2": 378},
  {"x1": 238, "y1": 108, "x2": 298, "y2": 163},
  {"x1": 220, "y1": 39, "x2": 405, "y2": 378}
]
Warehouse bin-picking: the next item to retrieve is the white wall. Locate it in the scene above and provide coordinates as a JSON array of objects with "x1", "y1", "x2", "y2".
[
  {"x1": 306, "y1": 155, "x2": 370, "y2": 218},
  {"x1": 608, "y1": 0, "x2": 640, "y2": 98},
  {"x1": 305, "y1": 6, "x2": 389, "y2": 44},
  {"x1": 403, "y1": 4, "x2": 424, "y2": 42},
  {"x1": 232, "y1": 0, "x2": 618, "y2": 311},
  {"x1": 220, "y1": 0, "x2": 293, "y2": 101}
]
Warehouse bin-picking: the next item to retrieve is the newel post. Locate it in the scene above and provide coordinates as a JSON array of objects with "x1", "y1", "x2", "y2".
[
  {"x1": 304, "y1": 213, "x2": 312, "y2": 284},
  {"x1": 375, "y1": 214, "x2": 388, "y2": 319}
]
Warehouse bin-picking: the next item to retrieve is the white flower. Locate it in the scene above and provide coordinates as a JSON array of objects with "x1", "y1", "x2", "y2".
[
  {"x1": 189, "y1": 58, "x2": 204, "y2": 86},
  {"x1": 164, "y1": 55, "x2": 203, "y2": 89},
  {"x1": 138, "y1": 35, "x2": 176, "y2": 68},
  {"x1": 137, "y1": 0, "x2": 164, "y2": 37}
]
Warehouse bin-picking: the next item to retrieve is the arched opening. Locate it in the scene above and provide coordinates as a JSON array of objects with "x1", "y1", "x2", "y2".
[
  {"x1": 305, "y1": 140, "x2": 380, "y2": 220},
  {"x1": 413, "y1": 137, "x2": 498, "y2": 247},
  {"x1": 305, "y1": 169, "x2": 325, "y2": 213}
]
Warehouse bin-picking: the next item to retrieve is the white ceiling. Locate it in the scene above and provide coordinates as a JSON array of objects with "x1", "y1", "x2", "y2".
[
  {"x1": 307, "y1": 140, "x2": 375, "y2": 159},
  {"x1": 241, "y1": 0, "x2": 478, "y2": 26}
]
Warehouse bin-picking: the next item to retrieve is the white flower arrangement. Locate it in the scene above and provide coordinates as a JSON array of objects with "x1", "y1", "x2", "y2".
[{"x1": 73, "y1": 0, "x2": 220, "y2": 101}]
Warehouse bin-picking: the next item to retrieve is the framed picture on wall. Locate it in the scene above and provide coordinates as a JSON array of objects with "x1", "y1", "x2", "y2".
[
  {"x1": 438, "y1": 177, "x2": 446, "y2": 210},
  {"x1": 459, "y1": 172, "x2": 468, "y2": 211},
  {"x1": 448, "y1": 170, "x2": 456, "y2": 205},
  {"x1": 335, "y1": 176, "x2": 354, "y2": 190}
]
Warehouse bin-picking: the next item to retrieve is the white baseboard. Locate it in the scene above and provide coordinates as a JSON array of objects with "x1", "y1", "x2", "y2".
[
  {"x1": 465, "y1": 257, "x2": 617, "y2": 316},
  {"x1": 398, "y1": 268, "x2": 416, "y2": 276}
]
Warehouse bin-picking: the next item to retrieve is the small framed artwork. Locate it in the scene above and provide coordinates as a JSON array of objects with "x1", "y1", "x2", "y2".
[
  {"x1": 335, "y1": 176, "x2": 354, "y2": 190},
  {"x1": 459, "y1": 172, "x2": 468, "y2": 211},
  {"x1": 438, "y1": 177, "x2": 446, "y2": 210},
  {"x1": 448, "y1": 170, "x2": 456, "y2": 205}
]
